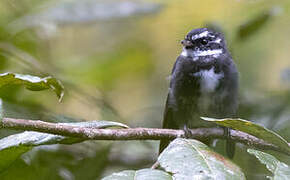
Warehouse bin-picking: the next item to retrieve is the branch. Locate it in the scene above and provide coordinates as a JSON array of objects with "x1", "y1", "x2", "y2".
[{"x1": 0, "y1": 117, "x2": 289, "y2": 155}]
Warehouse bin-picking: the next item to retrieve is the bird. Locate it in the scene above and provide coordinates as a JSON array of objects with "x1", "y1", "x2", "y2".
[{"x1": 159, "y1": 28, "x2": 239, "y2": 158}]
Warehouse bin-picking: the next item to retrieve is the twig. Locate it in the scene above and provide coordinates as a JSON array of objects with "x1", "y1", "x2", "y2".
[{"x1": 0, "y1": 117, "x2": 289, "y2": 155}]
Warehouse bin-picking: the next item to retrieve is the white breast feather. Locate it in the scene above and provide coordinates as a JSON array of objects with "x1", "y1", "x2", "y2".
[{"x1": 193, "y1": 68, "x2": 224, "y2": 93}]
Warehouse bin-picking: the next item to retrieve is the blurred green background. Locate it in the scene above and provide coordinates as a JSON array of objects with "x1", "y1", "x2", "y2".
[{"x1": 0, "y1": 0, "x2": 290, "y2": 179}]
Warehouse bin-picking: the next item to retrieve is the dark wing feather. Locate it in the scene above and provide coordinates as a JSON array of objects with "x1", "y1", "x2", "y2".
[
  {"x1": 159, "y1": 94, "x2": 175, "y2": 154},
  {"x1": 158, "y1": 58, "x2": 180, "y2": 154}
]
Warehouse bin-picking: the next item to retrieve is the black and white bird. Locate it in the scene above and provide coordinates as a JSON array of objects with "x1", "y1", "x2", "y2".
[{"x1": 159, "y1": 28, "x2": 239, "y2": 158}]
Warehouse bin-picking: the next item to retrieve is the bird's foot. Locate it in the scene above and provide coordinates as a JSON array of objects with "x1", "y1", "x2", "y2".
[{"x1": 183, "y1": 125, "x2": 192, "y2": 138}]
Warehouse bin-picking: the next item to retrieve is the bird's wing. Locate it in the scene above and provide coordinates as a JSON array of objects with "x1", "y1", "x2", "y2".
[
  {"x1": 159, "y1": 94, "x2": 175, "y2": 154},
  {"x1": 159, "y1": 57, "x2": 184, "y2": 154}
]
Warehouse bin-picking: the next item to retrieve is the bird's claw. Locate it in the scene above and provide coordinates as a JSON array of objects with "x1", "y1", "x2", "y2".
[{"x1": 183, "y1": 125, "x2": 192, "y2": 138}]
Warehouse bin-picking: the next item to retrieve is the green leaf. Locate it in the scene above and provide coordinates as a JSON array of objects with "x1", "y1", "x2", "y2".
[
  {"x1": 0, "y1": 143, "x2": 111, "y2": 180},
  {"x1": 0, "y1": 72, "x2": 64, "y2": 101},
  {"x1": 158, "y1": 138, "x2": 245, "y2": 180},
  {"x1": 201, "y1": 117, "x2": 290, "y2": 154},
  {"x1": 248, "y1": 149, "x2": 290, "y2": 180},
  {"x1": 0, "y1": 120, "x2": 128, "y2": 172},
  {"x1": 59, "y1": 120, "x2": 129, "y2": 129},
  {"x1": 102, "y1": 169, "x2": 172, "y2": 180}
]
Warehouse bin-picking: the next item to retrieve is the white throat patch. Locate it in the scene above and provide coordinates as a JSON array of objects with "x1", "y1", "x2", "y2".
[
  {"x1": 194, "y1": 49, "x2": 223, "y2": 56},
  {"x1": 181, "y1": 49, "x2": 188, "y2": 57},
  {"x1": 192, "y1": 67, "x2": 224, "y2": 93},
  {"x1": 181, "y1": 48, "x2": 223, "y2": 60}
]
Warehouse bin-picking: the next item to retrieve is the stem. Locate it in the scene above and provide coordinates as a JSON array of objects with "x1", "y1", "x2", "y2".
[{"x1": 0, "y1": 117, "x2": 289, "y2": 155}]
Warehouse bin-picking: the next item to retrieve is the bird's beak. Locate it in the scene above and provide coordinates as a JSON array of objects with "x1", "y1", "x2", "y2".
[{"x1": 181, "y1": 40, "x2": 193, "y2": 47}]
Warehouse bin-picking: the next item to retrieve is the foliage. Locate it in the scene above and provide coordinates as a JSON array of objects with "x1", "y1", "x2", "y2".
[
  {"x1": 0, "y1": 0, "x2": 289, "y2": 179},
  {"x1": 0, "y1": 120, "x2": 128, "y2": 172},
  {"x1": 102, "y1": 137, "x2": 289, "y2": 179},
  {"x1": 248, "y1": 149, "x2": 290, "y2": 180},
  {"x1": 0, "y1": 72, "x2": 64, "y2": 101},
  {"x1": 102, "y1": 118, "x2": 290, "y2": 179},
  {"x1": 157, "y1": 138, "x2": 245, "y2": 179},
  {"x1": 201, "y1": 117, "x2": 290, "y2": 154},
  {"x1": 103, "y1": 169, "x2": 172, "y2": 180}
]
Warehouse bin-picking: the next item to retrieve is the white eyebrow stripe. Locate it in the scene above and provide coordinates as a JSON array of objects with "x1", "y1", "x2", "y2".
[
  {"x1": 214, "y1": 38, "x2": 221, "y2": 43},
  {"x1": 191, "y1": 31, "x2": 209, "y2": 40}
]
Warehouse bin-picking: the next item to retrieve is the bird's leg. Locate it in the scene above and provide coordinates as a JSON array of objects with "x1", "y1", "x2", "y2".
[
  {"x1": 223, "y1": 127, "x2": 230, "y2": 139},
  {"x1": 183, "y1": 124, "x2": 192, "y2": 138},
  {"x1": 224, "y1": 126, "x2": 235, "y2": 158}
]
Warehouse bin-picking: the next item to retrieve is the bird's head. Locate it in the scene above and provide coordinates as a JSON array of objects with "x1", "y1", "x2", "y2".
[{"x1": 180, "y1": 28, "x2": 227, "y2": 60}]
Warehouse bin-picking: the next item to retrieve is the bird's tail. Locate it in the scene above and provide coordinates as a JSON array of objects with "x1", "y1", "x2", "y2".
[
  {"x1": 159, "y1": 139, "x2": 170, "y2": 155},
  {"x1": 226, "y1": 140, "x2": 235, "y2": 159}
]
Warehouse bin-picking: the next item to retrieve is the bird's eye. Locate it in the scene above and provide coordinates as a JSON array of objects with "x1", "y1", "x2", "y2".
[{"x1": 201, "y1": 39, "x2": 208, "y2": 45}]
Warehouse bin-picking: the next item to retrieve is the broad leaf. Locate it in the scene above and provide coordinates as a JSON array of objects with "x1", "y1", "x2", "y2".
[
  {"x1": 248, "y1": 149, "x2": 290, "y2": 180},
  {"x1": 0, "y1": 72, "x2": 64, "y2": 101},
  {"x1": 158, "y1": 138, "x2": 245, "y2": 180},
  {"x1": 201, "y1": 117, "x2": 290, "y2": 154},
  {"x1": 0, "y1": 143, "x2": 110, "y2": 180},
  {"x1": 102, "y1": 169, "x2": 172, "y2": 180},
  {"x1": 0, "y1": 120, "x2": 128, "y2": 172}
]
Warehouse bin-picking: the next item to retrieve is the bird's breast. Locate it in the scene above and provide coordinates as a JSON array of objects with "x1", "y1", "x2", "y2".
[{"x1": 191, "y1": 67, "x2": 224, "y2": 93}]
